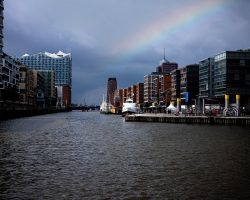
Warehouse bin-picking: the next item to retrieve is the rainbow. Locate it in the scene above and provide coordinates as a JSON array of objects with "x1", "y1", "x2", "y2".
[{"x1": 111, "y1": 0, "x2": 228, "y2": 64}]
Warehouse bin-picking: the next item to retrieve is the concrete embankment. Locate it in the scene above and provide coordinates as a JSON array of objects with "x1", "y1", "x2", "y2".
[
  {"x1": 0, "y1": 101, "x2": 72, "y2": 121},
  {"x1": 125, "y1": 114, "x2": 250, "y2": 126},
  {"x1": 0, "y1": 109, "x2": 72, "y2": 121}
]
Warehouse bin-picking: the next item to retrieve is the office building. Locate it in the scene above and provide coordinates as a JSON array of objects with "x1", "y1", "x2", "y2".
[
  {"x1": 106, "y1": 77, "x2": 117, "y2": 105},
  {"x1": 156, "y1": 58, "x2": 178, "y2": 74},
  {"x1": 156, "y1": 49, "x2": 178, "y2": 74},
  {"x1": 214, "y1": 49, "x2": 250, "y2": 108},
  {"x1": 180, "y1": 64, "x2": 199, "y2": 105},
  {"x1": 199, "y1": 58, "x2": 214, "y2": 98}
]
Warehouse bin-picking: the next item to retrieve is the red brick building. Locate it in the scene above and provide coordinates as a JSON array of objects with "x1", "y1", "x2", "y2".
[{"x1": 136, "y1": 83, "x2": 144, "y2": 106}]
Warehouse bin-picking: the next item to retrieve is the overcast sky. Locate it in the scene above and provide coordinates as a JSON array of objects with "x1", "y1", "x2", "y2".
[{"x1": 3, "y1": 0, "x2": 250, "y2": 105}]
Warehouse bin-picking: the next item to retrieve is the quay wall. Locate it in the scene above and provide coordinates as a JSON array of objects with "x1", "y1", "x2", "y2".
[
  {"x1": 125, "y1": 114, "x2": 250, "y2": 126},
  {"x1": 0, "y1": 101, "x2": 71, "y2": 121}
]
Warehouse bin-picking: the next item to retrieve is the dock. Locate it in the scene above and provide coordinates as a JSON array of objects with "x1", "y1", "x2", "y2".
[{"x1": 125, "y1": 113, "x2": 250, "y2": 126}]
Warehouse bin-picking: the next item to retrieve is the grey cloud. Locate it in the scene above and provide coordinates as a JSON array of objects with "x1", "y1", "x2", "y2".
[{"x1": 3, "y1": 0, "x2": 250, "y2": 105}]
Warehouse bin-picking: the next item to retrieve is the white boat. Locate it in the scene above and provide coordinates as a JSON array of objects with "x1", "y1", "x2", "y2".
[
  {"x1": 122, "y1": 98, "x2": 138, "y2": 117},
  {"x1": 100, "y1": 96, "x2": 112, "y2": 114}
]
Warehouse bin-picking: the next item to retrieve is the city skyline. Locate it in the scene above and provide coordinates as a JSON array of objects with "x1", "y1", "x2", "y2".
[{"x1": 3, "y1": 0, "x2": 250, "y2": 105}]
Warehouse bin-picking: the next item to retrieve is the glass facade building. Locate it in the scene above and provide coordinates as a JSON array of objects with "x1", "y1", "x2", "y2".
[
  {"x1": 0, "y1": 0, "x2": 3, "y2": 59},
  {"x1": 180, "y1": 64, "x2": 199, "y2": 104},
  {"x1": 214, "y1": 50, "x2": 250, "y2": 98},
  {"x1": 17, "y1": 51, "x2": 72, "y2": 88},
  {"x1": 199, "y1": 58, "x2": 214, "y2": 98}
]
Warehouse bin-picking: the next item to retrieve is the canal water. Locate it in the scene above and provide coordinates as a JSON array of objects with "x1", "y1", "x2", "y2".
[{"x1": 0, "y1": 111, "x2": 249, "y2": 200}]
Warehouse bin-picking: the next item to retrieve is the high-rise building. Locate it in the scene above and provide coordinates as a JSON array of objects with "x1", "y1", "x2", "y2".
[
  {"x1": 106, "y1": 77, "x2": 117, "y2": 105},
  {"x1": 0, "y1": 0, "x2": 5, "y2": 98},
  {"x1": 0, "y1": 0, "x2": 3, "y2": 60},
  {"x1": 156, "y1": 50, "x2": 178, "y2": 74},
  {"x1": 17, "y1": 51, "x2": 72, "y2": 105}
]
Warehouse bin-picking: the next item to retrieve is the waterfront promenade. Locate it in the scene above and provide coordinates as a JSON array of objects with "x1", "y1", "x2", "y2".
[{"x1": 125, "y1": 113, "x2": 250, "y2": 126}]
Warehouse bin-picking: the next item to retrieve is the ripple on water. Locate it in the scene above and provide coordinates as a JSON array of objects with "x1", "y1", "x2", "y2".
[{"x1": 0, "y1": 112, "x2": 250, "y2": 199}]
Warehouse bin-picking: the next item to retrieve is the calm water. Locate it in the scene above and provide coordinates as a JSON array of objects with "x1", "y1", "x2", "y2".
[{"x1": 0, "y1": 111, "x2": 249, "y2": 200}]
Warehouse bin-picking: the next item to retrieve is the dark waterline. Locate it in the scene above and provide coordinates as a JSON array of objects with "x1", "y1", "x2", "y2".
[{"x1": 0, "y1": 111, "x2": 249, "y2": 199}]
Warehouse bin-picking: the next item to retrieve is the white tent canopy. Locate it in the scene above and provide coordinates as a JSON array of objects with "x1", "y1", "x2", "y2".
[{"x1": 166, "y1": 103, "x2": 176, "y2": 111}]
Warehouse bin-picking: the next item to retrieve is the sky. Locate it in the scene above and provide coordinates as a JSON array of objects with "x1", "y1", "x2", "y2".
[{"x1": 3, "y1": 0, "x2": 250, "y2": 105}]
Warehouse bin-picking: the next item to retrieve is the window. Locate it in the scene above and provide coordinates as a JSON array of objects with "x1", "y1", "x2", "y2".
[{"x1": 240, "y1": 60, "x2": 245, "y2": 66}]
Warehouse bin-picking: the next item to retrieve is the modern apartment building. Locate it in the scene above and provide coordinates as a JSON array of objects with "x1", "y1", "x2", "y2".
[
  {"x1": 17, "y1": 51, "x2": 72, "y2": 105},
  {"x1": 199, "y1": 58, "x2": 214, "y2": 98},
  {"x1": 170, "y1": 69, "x2": 180, "y2": 102},
  {"x1": 0, "y1": 53, "x2": 20, "y2": 100},
  {"x1": 106, "y1": 77, "x2": 117, "y2": 105},
  {"x1": 214, "y1": 50, "x2": 250, "y2": 108},
  {"x1": 18, "y1": 65, "x2": 35, "y2": 105},
  {"x1": 180, "y1": 64, "x2": 199, "y2": 105},
  {"x1": 135, "y1": 82, "x2": 144, "y2": 106},
  {"x1": 33, "y1": 70, "x2": 45, "y2": 109},
  {"x1": 144, "y1": 73, "x2": 160, "y2": 104},
  {"x1": 159, "y1": 74, "x2": 171, "y2": 105}
]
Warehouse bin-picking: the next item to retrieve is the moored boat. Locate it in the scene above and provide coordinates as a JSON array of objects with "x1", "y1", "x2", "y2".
[
  {"x1": 122, "y1": 98, "x2": 138, "y2": 117},
  {"x1": 100, "y1": 96, "x2": 112, "y2": 114}
]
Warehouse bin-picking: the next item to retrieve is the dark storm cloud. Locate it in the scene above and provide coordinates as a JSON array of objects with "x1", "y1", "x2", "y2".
[{"x1": 3, "y1": 0, "x2": 250, "y2": 104}]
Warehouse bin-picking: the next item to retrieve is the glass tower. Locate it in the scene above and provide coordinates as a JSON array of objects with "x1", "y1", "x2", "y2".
[{"x1": 17, "y1": 51, "x2": 72, "y2": 88}]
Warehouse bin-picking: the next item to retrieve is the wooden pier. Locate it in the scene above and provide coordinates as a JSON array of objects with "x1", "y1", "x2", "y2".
[{"x1": 125, "y1": 114, "x2": 250, "y2": 126}]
